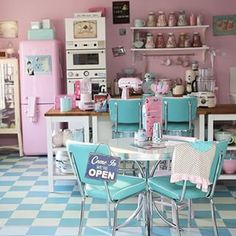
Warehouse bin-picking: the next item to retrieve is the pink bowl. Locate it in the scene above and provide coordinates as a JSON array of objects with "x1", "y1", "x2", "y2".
[{"x1": 222, "y1": 159, "x2": 236, "y2": 174}]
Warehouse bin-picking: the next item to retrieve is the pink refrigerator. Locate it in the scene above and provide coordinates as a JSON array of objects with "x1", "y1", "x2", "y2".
[{"x1": 19, "y1": 40, "x2": 62, "y2": 155}]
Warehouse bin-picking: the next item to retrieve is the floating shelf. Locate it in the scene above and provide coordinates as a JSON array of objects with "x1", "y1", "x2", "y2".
[
  {"x1": 131, "y1": 25, "x2": 209, "y2": 31},
  {"x1": 130, "y1": 25, "x2": 210, "y2": 63}
]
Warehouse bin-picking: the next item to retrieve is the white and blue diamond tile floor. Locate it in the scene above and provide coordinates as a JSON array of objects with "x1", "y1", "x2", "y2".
[{"x1": 0, "y1": 154, "x2": 236, "y2": 236}]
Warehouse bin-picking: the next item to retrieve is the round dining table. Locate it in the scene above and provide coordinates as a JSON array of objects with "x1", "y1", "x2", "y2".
[{"x1": 108, "y1": 137, "x2": 185, "y2": 236}]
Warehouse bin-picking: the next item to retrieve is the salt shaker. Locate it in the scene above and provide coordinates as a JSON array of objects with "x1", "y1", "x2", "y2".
[{"x1": 152, "y1": 122, "x2": 162, "y2": 144}]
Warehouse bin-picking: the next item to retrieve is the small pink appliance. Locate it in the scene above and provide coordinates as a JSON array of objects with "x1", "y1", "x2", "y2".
[
  {"x1": 118, "y1": 77, "x2": 142, "y2": 99},
  {"x1": 19, "y1": 40, "x2": 62, "y2": 155},
  {"x1": 142, "y1": 96, "x2": 162, "y2": 138}
]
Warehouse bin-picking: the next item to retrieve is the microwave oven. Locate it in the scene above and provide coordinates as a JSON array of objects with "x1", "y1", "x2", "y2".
[
  {"x1": 66, "y1": 49, "x2": 106, "y2": 70},
  {"x1": 65, "y1": 17, "x2": 106, "y2": 50}
]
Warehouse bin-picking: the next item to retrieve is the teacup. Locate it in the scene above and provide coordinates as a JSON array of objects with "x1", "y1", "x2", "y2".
[
  {"x1": 134, "y1": 19, "x2": 145, "y2": 27},
  {"x1": 233, "y1": 135, "x2": 236, "y2": 145},
  {"x1": 214, "y1": 131, "x2": 234, "y2": 144}
]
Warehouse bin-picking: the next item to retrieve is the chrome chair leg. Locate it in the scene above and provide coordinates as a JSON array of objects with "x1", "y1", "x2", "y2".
[
  {"x1": 153, "y1": 196, "x2": 177, "y2": 229},
  {"x1": 210, "y1": 198, "x2": 219, "y2": 236},
  {"x1": 78, "y1": 197, "x2": 86, "y2": 236},
  {"x1": 112, "y1": 202, "x2": 119, "y2": 236},
  {"x1": 187, "y1": 199, "x2": 192, "y2": 227},
  {"x1": 136, "y1": 193, "x2": 143, "y2": 221},
  {"x1": 107, "y1": 201, "x2": 111, "y2": 228},
  {"x1": 173, "y1": 200, "x2": 181, "y2": 236},
  {"x1": 117, "y1": 196, "x2": 143, "y2": 229}
]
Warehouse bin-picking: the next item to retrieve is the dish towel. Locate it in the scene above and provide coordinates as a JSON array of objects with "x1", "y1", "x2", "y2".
[
  {"x1": 170, "y1": 142, "x2": 216, "y2": 192},
  {"x1": 27, "y1": 96, "x2": 37, "y2": 122}
]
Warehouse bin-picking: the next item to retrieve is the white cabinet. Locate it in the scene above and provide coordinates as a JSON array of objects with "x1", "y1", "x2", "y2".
[
  {"x1": 207, "y1": 113, "x2": 236, "y2": 180},
  {"x1": 0, "y1": 58, "x2": 23, "y2": 156},
  {"x1": 131, "y1": 25, "x2": 210, "y2": 61}
]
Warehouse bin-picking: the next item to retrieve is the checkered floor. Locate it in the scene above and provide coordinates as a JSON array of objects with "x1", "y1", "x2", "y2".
[{"x1": 0, "y1": 152, "x2": 236, "y2": 236}]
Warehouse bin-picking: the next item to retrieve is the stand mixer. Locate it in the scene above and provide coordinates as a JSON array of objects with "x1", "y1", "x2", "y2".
[{"x1": 118, "y1": 77, "x2": 142, "y2": 99}]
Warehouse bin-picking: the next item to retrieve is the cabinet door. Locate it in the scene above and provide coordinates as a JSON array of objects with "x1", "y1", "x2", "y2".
[{"x1": 0, "y1": 58, "x2": 19, "y2": 130}]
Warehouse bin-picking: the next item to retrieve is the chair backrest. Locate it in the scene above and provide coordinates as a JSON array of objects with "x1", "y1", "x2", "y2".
[
  {"x1": 109, "y1": 98, "x2": 142, "y2": 125},
  {"x1": 171, "y1": 140, "x2": 227, "y2": 196},
  {"x1": 67, "y1": 140, "x2": 111, "y2": 185},
  {"x1": 162, "y1": 96, "x2": 197, "y2": 123},
  {"x1": 209, "y1": 140, "x2": 228, "y2": 183}
]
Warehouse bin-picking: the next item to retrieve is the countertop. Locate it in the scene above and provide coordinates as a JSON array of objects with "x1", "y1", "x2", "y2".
[
  {"x1": 45, "y1": 104, "x2": 236, "y2": 117},
  {"x1": 44, "y1": 108, "x2": 109, "y2": 117},
  {"x1": 197, "y1": 104, "x2": 236, "y2": 115}
]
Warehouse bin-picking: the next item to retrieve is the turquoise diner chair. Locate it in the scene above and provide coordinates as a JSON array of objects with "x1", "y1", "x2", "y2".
[
  {"x1": 148, "y1": 140, "x2": 228, "y2": 236},
  {"x1": 109, "y1": 98, "x2": 142, "y2": 175},
  {"x1": 66, "y1": 140, "x2": 146, "y2": 236},
  {"x1": 162, "y1": 96, "x2": 197, "y2": 137},
  {"x1": 109, "y1": 98, "x2": 142, "y2": 138}
]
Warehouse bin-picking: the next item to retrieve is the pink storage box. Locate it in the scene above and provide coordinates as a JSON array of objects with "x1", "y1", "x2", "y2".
[
  {"x1": 54, "y1": 95, "x2": 77, "y2": 109},
  {"x1": 143, "y1": 96, "x2": 162, "y2": 138}
]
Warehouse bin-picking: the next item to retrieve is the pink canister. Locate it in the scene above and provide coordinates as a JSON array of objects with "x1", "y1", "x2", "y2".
[{"x1": 168, "y1": 12, "x2": 177, "y2": 27}]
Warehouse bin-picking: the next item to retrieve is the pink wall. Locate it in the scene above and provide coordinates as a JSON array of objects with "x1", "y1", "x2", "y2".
[{"x1": 0, "y1": 0, "x2": 236, "y2": 104}]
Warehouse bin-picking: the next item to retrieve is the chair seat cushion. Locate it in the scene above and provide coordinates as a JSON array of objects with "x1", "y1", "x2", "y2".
[
  {"x1": 86, "y1": 175, "x2": 146, "y2": 201},
  {"x1": 148, "y1": 176, "x2": 206, "y2": 201}
]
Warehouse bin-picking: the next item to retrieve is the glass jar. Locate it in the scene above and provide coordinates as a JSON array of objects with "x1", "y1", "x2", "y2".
[
  {"x1": 166, "y1": 33, "x2": 177, "y2": 48},
  {"x1": 184, "y1": 34, "x2": 192, "y2": 47},
  {"x1": 156, "y1": 33, "x2": 165, "y2": 48},
  {"x1": 189, "y1": 12, "x2": 196, "y2": 26},
  {"x1": 197, "y1": 14, "x2": 203, "y2": 25},
  {"x1": 177, "y1": 10, "x2": 187, "y2": 26},
  {"x1": 192, "y1": 32, "x2": 202, "y2": 47},
  {"x1": 178, "y1": 33, "x2": 186, "y2": 48},
  {"x1": 168, "y1": 12, "x2": 177, "y2": 27},
  {"x1": 157, "y1": 11, "x2": 167, "y2": 27},
  {"x1": 145, "y1": 32, "x2": 155, "y2": 48},
  {"x1": 147, "y1": 12, "x2": 156, "y2": 27}
]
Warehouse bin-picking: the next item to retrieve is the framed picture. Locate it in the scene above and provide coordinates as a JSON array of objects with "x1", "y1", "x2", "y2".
[
  {"x1": 112, "y1": 46, "x2": 126, "y2": 57},
  {"x1": 25, "y1": 55, "x2": 52, "y2": 76},
  {"x1": 112, "y1": 1, "x2": 130, "y2": 24},
  {"x1": 213, "y1": 15, "x2": 236, "y2": 36},
  {"x1": 0, "y1": 21, "x2": 18, "y2": 38},
  {"x1": 73, "y1": 20, "x2": 97, "y2": 39}
]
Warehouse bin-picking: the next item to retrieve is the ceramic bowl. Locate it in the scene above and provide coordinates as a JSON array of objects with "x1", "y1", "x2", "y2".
[
  {"x1": 214, "y1": 131, "x2": 234, "y2": 144},
  {"x1": 222, "y1": 159, "x2": 236, "y2": 174}
]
